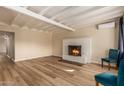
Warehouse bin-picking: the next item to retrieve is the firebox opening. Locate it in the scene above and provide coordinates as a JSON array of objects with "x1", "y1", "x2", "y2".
[{"x1": 68, "y1": 45, "x2": 81, "y2": 56}]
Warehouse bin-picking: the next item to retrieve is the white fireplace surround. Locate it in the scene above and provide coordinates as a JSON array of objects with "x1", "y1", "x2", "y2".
[{"x1": 62, "y1": 38, "x2": 92, "y2": 64}]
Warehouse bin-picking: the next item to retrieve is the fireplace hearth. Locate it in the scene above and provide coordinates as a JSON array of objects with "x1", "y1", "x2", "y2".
[{"x1": 68, "y1": 45, "x2": 81, "y2": 56}]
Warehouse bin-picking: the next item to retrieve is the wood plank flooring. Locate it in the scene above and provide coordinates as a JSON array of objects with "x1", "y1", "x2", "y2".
[{"x1": 0, "y1": 55, "x2": 117, "y2": 86}]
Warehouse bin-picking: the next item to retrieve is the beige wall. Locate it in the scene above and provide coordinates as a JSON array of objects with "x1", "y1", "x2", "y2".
[
  {"x1": 0, "y1": 25, "x2": 52, "y2": 61},
  {"x1": 52, "y1": 26, "x2": 117, "y2": 62},
  {"x1": 0, "y1": 25, "x2": 117, "y2": 62}
]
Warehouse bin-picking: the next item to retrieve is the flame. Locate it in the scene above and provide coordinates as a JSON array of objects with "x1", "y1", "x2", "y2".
[{"x1": 72, "y1": 49, "x2": 79, "y2": 55}]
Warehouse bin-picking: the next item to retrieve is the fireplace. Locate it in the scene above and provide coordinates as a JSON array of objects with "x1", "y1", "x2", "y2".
[
  {"x1": 63, "y1": 38, "x2": 91, "y2": 64},
  {"x1": 68, "y1": 45, "x2": 81, "y2": 56}
]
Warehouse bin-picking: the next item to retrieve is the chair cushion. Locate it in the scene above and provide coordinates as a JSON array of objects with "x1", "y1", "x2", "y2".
[
  {"x1": 95, "y1": 72, "x2": 117, "y2": 86},
  {"x1": 101, "y1": 58, "x2": 117, "y2": 63}
]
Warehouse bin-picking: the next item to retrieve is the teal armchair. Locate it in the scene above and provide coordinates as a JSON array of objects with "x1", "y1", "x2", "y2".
[
  {"x1": 95, "y1": 59, "x2": 124, "y2": 86},
  {"x1": 101, "y1": 49, "x2": 119, "y2": 70}
]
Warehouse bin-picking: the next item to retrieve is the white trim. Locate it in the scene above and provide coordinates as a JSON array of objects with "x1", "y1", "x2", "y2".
[
  {"x1": 15, "y1": 55, "x2": 52, "y2": 62},
  {"x1": 3, "y1": 6, "x2": 75, "y2": 31},
  {"x1": 92, "y1": 60, "x2": 99, "y2": 64}
]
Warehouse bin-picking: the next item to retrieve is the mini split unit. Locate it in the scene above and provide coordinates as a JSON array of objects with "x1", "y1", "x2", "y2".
[{"x1": 97, "y1": 22, "x2": 115, "y2": 30}]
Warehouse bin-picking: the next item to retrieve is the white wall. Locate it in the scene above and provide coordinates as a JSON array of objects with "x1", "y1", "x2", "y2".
[
  {"x1": 15, "y1": 30, "x2": 52, "y2": 61},
  {"x1": 52, "y1": 26, "x2": 117, "y2": 62},
  {"x1": 0, "y1": 25, "x2": 117, "y2": 63},
  {"x1": 0, "y1": 25, "x2": 52, "y2": 61}
]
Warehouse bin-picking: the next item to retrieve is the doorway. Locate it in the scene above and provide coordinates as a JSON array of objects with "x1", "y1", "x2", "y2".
[{"x1": 0, "y1": 31, "x2": 15, "y2": 61}]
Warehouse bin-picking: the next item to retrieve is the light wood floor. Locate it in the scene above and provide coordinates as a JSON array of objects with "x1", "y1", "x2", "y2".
[{"x1": 0, "y1": 55, "x2": 117, "y2": 86}]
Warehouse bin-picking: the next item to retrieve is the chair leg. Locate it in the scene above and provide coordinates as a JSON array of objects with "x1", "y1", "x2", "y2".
[
  {"x1": 101, "y1": 60, "x2": 103, "y2": 68},
  {"x1": 116, "y1": 63, "x2": 118, "y2": 70},
  {"x1": 96, "y1": 82, "x2": 99, "y2": 86},
  {"x1": 108, "y1": 62, "x2": 110, "y2": 70}
]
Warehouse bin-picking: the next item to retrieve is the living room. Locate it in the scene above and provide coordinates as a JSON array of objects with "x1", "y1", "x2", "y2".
[{"x1": 0, "y1": 6, "x2": 123, "y2": 87}]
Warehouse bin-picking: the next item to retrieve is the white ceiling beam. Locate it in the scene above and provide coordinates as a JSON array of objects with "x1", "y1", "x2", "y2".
[
  {"x1": 77, "y1": 9, "x2": 122, "y2": 27},
  {"x1": 58, "y1": 6, "x2": 97, "y2": 23},
  {"x1": 3, "y1": 6, "x2": 75, "y2": 31},
  {"x1": 21, "y1": 6, "x2": 28, "y2": 9},
  {"x1": 76, "y1": 10, "x2": 123, "y2": 29},
  {"x1": 77, "y1": 15, "x2": 121, "y2": 30},
  {"x1": 50, "y1": 6, "x2": 77, "y2": 20},
  {"x1": 59, "y1": 6, "x2": 103, "y2": 23},
  {"x1": 39, "y1": 6, "x2": 52, "y2": 15},
  {"x1": 62, "y1": 6, "x2": 120, "y2": 25}
]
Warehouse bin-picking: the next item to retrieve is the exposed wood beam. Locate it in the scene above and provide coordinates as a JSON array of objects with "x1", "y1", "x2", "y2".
[
  {"x1": 59, "y1": 6, "x2": 97, "y2": 23},
  {"x1": 21, "y1": 6, "x2": 28, "y2": 9},
  {"x1": 39, "y1": 6, "x2": 52, "y2": 15},
  {"x1": 50, "y1": 6, "x2": 77, "y2": 20},
  {"x1": 62, "y1": 6, "x2": 119, "y2": 25},
  {"x1": 3, "y1": 6, "x2": 75, "y2": 31},
  {"x1": 77, "y1": 9, "x2": 122, "y2": 27},
  {"x1": 59, "y1": 6, "x2": 104, "y2": 23},
  {"x1": 76, "y1": 10, "x2": 123, "y2": 29}
]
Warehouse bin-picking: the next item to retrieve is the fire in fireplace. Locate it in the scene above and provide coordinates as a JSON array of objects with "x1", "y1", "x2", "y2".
[{"x1": 68, "y1": 45, "x2": 81, "y2": 56}]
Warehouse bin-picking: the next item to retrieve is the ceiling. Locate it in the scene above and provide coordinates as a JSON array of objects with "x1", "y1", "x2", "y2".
[{"x1": 0, "y1": 6, "x2": 123, "y2": 32}]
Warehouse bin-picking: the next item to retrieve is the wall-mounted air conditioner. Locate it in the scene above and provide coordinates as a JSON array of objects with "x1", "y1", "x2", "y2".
[{"x1": 97, "y1": 22, "x2": 115, "y2": 30}]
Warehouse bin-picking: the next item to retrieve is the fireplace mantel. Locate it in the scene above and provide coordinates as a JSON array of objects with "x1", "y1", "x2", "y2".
[{"x1": 62, "y1": 38, "x2": 92, "y2": 64}]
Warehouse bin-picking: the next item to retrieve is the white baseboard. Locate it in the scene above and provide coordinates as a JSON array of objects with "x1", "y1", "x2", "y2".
[
  {"x1": 92, "y1": 60, "x2": 100, "y2": 64},
  {"x1": 15, "y1": 55, "x2": 52, "y2": 62},
  {"x1": 52, "y1": 55, "x2": 62, "y2": 57}
]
